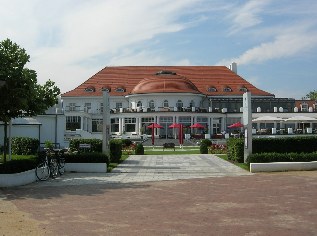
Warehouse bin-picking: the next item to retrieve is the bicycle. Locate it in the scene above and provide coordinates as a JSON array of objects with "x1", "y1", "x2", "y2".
[
  {"x1": 35, "y1": 148, "x2": 65, "y2": 181},
  {"x1": 52, "y1": 148, "x2": 66, "y2": 176}
]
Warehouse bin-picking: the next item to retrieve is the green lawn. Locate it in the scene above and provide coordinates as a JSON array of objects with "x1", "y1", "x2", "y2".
[{"x1": 215, "y1": 154, "x2": 249, "y2": 171}]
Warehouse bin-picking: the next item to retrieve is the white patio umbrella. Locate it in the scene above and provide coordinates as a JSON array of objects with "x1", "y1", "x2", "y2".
[
  {"x1": 284, "y1": 116, "x2": 317, "y2": 133},
  {"x1": 284, "y1": 116, "x2": 317, "y2": 122},
  {"x1": 252, "y1": 116, "x2": 284, "y2": 122}
]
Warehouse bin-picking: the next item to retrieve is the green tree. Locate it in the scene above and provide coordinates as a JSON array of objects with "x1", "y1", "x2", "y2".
[
  {"x1": 0, "y1": 39, "x2": 60, "y2": 162},
  {"x1": 306, "y1": 90, "x2": 317, "y2": 100}
]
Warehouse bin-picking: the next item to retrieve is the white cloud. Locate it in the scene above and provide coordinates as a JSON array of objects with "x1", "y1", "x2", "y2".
[
  {"x1": 220, "y1": 23, "x2": 317, "y2": 66},
  {"x1": 227, "y1": 0, "x2": 272, "y2": 35},
  {"x1": 0, "y1": 0, "x2": 213, "y2": 92}
]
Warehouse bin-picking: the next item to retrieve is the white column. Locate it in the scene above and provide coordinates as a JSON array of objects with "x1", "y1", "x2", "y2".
[
  {"x1": 80, "y1": 116, "x2": 84, "y2": 130},
  {"x1": 119, "y1": 118, "x2": 122, "y2": 134}
]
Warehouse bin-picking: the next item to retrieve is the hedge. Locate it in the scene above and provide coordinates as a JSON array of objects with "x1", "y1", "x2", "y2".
[
  {"x1": 227, "y1": 138, "x2": 244, "y2": 163},
  {"x1": 253, "y1": 136, "x2": 317, "y2": 153},
  {"x1": 200, "y1": 139, "x2": 212, "y2": 146},
  {"x1": 64, "y1": 153, "x2": 109, "y2": 165},
  {"x1": 11, "y1": 137, "x2": 39, "y2": 155},
  {"x1": 69, "y1": 139, "x2": 102, "y2": 153},
  {"x1": 200, "y1": 144, "x2": 208, "y2": 154},
  {"x1": 135, "y1": 143, "x2": 144, "y2": 155},
  {"x1": 246, "y1": 152, "x2": 317, "y2": 164},
  {"x1": 109, "y1": 139, "x2": 122, "y2": 163},
  {"x1": 0, "y1": 158, "x2": 37, "y2": 174}
]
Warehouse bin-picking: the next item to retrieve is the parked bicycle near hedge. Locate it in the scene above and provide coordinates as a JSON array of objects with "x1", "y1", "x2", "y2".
[{"x1": 35, "y1": 148, "x2": 66, "y2": 181}]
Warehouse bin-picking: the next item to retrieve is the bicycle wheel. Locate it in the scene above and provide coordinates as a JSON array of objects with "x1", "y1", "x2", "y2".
[
  {"x1": 35, "y1": 162, "x2": 50, "y2": 181},
  {"x1": 58, "y1": 156, "x2": 65, "y2": 175},
  {"x1": 50, "y1": 159, "x2": 59, "y2": 178}
]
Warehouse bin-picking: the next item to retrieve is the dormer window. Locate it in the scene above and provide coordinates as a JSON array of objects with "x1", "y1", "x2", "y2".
[
  {"x1": 84, "y1": 86, "x2": 95, "y2": 92},
  {"x1": 163, "y1": 100, "x2": 169, "y2": 108},
  {"x1": 101, "y1": 86, "x2": 111, "y2": 92},
  {"x1": 223, "y1": 86, "x2": 232, "y2": 92},
  {"x1": 239, "y1": 86, "x2": 248, "y2": 92},
  {"x1": 155, "y1": 70, "x2": 177, "y2": 75},
  {"x1": 115, "y1": 87, "x2": 125, "y2": 92},
  {"x1": 207, "y1": 86, "x2": 217, "y2": 92}
]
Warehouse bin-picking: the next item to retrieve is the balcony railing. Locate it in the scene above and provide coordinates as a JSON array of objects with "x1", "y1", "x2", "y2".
[{"x1": 64, "y1": 106, "x2": 317, "y2": 114}]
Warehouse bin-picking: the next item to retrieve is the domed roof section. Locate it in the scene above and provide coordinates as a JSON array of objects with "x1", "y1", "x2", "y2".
[{"x1": 131, "y1": 75, "x2": 201, "y2": 94}]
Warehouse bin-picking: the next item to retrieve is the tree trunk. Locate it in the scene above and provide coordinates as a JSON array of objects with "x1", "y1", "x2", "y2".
[{"x1": 3, "y1": 121, "x2": 7, "y2": 163}]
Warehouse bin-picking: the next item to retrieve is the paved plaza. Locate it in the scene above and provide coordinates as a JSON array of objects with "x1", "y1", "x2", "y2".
[
  {"x1": 1, "y1": 154, "x2": 317, "y2": 235},
  {"x1": 24, "y1": 154, "x2": 252, "y2": 187}
]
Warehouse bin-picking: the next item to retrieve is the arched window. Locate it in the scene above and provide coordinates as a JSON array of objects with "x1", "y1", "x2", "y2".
[
  {"x1": 176, "y1": 100, "x2": 183, "y2": 108},
  {"x1": 239, "y1": 86, "x2": 248, "y2": 92},
  {"x1": 207, "y1": 87, "x2": 217, "y2": 92},
  {"x1": 84, "y1": 86, "x2": 95, "y2": 92},
  {"x1": 116, "y1": 87, "x2": 125, "y2": 92},
  {"x1": 137, "y1": 101, "x2": 142, "y2": 107},
  {"x1": 149, "y1": 100, "x2": 155, "y2": 109},
  {"x1": 223, "y1": 86, "x2": 232, "y2": 92},
  {"x1": 101, "y1": 87, "x2": 111, "y2": 92},
  {"x1": 189, "y1": 100, "x2": 195, "y2": 107},
  {"x1": 163, "y1": 100, "x2": 169, "y2": 108}
]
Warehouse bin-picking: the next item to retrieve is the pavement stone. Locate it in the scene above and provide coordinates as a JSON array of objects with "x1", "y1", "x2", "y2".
[{"x1": 23, "y1": 154, "x2": 251, "y2": 188}]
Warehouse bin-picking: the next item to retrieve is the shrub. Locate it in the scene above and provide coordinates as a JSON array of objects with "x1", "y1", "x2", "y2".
[
  {"x1": 227, "y1": 138, "x2": 244, "y2": 163},
  {"x1": 201, "y1": 139, "x2": 212, "y2": 146},
  {"x1": 200, "y1": 144, "x2": 208, "y2": 154},
  {"x1": 64, "y1": 153, "x2": 109, "y2": 165},
  {"x1": 11, "y1": 137, "x2": 39, "y2": 155},
  {"x1": 69, "y1": 139, "x2": 102, "y2": 153},
  {"x1": 121, "y1": 139, "x2": 132, "y2": 147},
  {"x1": 135, "y1": 143, "x2": 144, "y2": 155},
  {"x1": 109, "y1": 139, "x2": 122, "y2": 163},
  {"x1": 252, "y1": 136, "x2": 317, "y2": 153},
  {"x1": 0, "y1": 157, "x2": 37, "y2": 174},
  {"x1": 246, "y1": 152, "x2": 317, "y2": 164},
  {"x1": 209, "y1": 144, "x2": 227, "y2": 154}
]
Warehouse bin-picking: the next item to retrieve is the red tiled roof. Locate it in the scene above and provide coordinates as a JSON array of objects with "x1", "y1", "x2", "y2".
[{"x1": 62, "y1": 66, "x2": 274, "y2": 97}]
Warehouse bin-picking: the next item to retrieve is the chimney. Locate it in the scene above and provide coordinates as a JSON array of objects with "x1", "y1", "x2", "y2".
[{"x1": 229, "y1": 62, "x2": 237, "y2": 74}]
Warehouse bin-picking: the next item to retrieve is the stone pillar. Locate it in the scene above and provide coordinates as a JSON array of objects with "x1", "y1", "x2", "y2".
[{"x1": 102, "y1": 92, "x2": 111, "y2": 154}]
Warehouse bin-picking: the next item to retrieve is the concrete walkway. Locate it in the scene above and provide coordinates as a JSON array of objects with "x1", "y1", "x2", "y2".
[{"x1": 25, "y1": 154, "x2": 251, "y2": 187}]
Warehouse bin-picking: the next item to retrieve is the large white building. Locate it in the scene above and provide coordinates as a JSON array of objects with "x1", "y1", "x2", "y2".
[{"x1": 61, "y1": 63, "x2": 317, "y2": 142}]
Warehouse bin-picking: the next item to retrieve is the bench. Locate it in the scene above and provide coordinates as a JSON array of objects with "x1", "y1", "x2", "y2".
[{"x1": 163, "y1": 143, "x2": 175, "y2": 151}]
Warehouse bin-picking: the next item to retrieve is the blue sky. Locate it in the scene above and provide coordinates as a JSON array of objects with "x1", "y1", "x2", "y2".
[{"x1": 1, "y1": 0, "x2": 317, "y2": 99}]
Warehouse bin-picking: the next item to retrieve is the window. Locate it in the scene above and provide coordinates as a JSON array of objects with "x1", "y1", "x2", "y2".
[
  {"x1": 239, "y1": 86, "x2": 248, "y2": 92},
  {"x1": 111, "y1": 118, "x2": 119, "y2": 132},
  {"x1": 163, "y1": 100, "x2": 169, "y2": 108},
  {"x1": 137, "y1": 101, "x2": 142, "y2": 107},
  {"x1": 84, "y1": 86, "x2": 95, "y2": 92},
  {"x1": 155, "y1": 70, "x2": 176, "y2": 75},
  {"x1": 189, "y1": 100, "x2": 195, "y2": 107},
  {"x1": 116, "y1": 87, "x2": 125, "y2": 92},
  {"x1": 92, "y1": 119, "x2": 103, "y2": 132},
  {"x1": 207, "y1": 87, "x2": 217, "y2": 92},
  {"x1": 102, "y1": 87, "x2": 111, "y2": 92},
  {"x1": 100, "y1": 103, "x2": 103, "y2": 113},
  {"x1": 125, "y1": 118, "x2": 136, "y2": 132},
  {"x1": 66, "y1": 116, "x2": 81, "y2": 131},
  {"x1": 84, "y1": 103, "x2": 91, "y2": 112},
  {"x1": 116, "y1": 102, "x2": 122, "y2": 109},
  {"x1": 149, "y1": 100, "x2": 155, "y2": 109},
  {"x1": 301, "y1": 103, "x2": 308, "y2": 112},
  {"x1": 68, "y1": 103, "x2": 76, "y2": 111},
  {"x1": 176, "y1": 100, "x2": 183, "y2": 108},
  {"x1": 223, "y1": 86, "x2": 232, "y2": 92}
]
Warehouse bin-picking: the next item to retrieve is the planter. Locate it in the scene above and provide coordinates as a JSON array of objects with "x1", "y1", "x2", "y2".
[
  {"x1": 65, "y1": 163, "x2": 107, "y2": 173},
  {"x1": 250, "y1": 161, "x2": 317, "y2": 173},
  {"x1": 0, "y1": 169, "x2": 37, "y2": 187}
]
